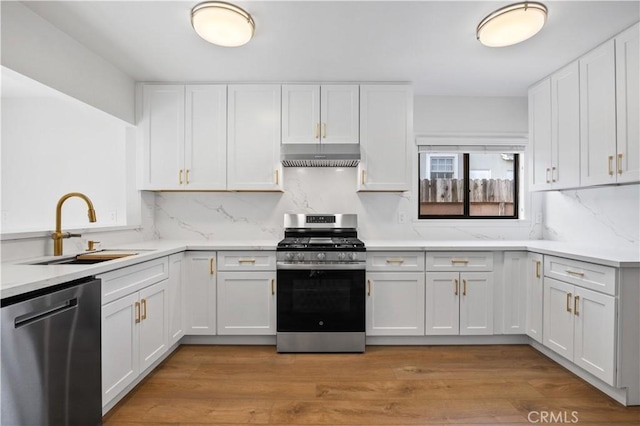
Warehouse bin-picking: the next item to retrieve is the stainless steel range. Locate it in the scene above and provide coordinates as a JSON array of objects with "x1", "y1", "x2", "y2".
[{"x1": 276, "y1": 214, "x2": 366, "y2": 353}]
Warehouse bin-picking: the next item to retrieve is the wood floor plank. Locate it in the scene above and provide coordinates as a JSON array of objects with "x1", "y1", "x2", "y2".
[{"x1": 104, "y1": 345, "x2": 640, "y2": 425}]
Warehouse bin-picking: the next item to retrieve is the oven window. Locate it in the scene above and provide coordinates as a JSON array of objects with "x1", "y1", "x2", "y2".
[{"x1": 277, "y1": 269, "x2": 365, "y2": 332}]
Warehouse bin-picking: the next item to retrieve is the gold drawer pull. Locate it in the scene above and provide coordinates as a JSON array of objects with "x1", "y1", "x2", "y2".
[
  {"x1": 618, "y1": 153, "x2": 623, "y2": 175},
  {"x1": 386, "y1": 258, "x2": 405, "y2": 264},
  {"x1": 535, "y1": 260, "x2": 541, "y2": 278},
  {"x1": 565, "y1": 269, "x2": 585, "y2": 277},
  {"x1": 367, "y1": 280, "x2": 371, "y2": 296},
  {"x1": 566, "y1": 293, "x2": 572, "y2": 313},
  {"x1": 551, "y1": 166, "x2": 557, "y2": 182},
  {"x1": 179, "y1": 169, "x2": 184, "y2": 185},
  {"x1": 608, "y1": 156, "x2": 614, "y2": 176},
  {"x1": 454, "y1": 279, "x2": 459, "y2": 296},
  {"x1": 186, "y1": 169, "x2": 190, "y2": 184},
  {"x1": 546, "y1": 168, "x2": 551, "y2": 183},
  {"x1": 314, "y1": 123, "x2": 320, "y2": 139},
  {"x1": 574, "y1": 295, "x2": 580, "y2": 316},
  {"x1": 135, "y1": 302, "x2": 141, "y2": 324},
  {"x1": 141, "y1": 299, "x2": 147, "y2": 321},
  {"x1": 463, "y1": 279, "x2": 467, "y2": 296},
  {"x1": 239, "y1": 259, "x2": 256, "y2": 264},
  {"x1": 321, "y1": 122, "x2": 326, "y2": 138},
  {"x1": 271, "y1": 278, "x2": 275, "y2": 295},
  {"x1": 451, "y1": 259, "x2": 469, "y2": 264},
  {"x1": 210, "y1": 258, "x2": 215, "y2": 275},
  {"x1": 274, "y1": 170, "x2": 279, "y2": 185},
  {"x1": 361, "y1": 170, "x2": 366, "y2": 184}
]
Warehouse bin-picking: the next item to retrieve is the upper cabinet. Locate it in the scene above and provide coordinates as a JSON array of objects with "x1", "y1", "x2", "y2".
[
  {"x1": 141, "y1": 84, "x2": 227, "y2": 190},
  {"x1": 358, "y1": 85, "x2": 413, "y2": 192},
  {"x1": 528, "y1": 62, "x2": 580, "y2": 191},
  {"x1": 227, "y1": 85, "x2": 283, "y2": 191},
  {"x1": 281, "y1": 84, "x2": 359, "y2": 144}
]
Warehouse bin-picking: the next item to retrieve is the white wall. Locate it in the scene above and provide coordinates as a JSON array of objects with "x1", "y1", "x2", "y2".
[{"x1": 0, "y1": 2, "x2": 135, "y2": 124}]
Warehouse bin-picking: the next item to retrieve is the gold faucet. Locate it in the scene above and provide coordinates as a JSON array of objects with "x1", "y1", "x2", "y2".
[{"x1": 52, "y1": 192, "x2": 97, "y2": 256}]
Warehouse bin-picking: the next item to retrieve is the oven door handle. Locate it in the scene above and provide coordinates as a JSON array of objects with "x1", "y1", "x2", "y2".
[{"x1": 277, "y1": 263, "x2": 366, "y2": 271}]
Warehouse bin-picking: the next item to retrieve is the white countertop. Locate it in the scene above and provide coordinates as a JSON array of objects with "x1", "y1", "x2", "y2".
[{"x1": 2, "y1": 238, "x2": 638, "y2": 300}]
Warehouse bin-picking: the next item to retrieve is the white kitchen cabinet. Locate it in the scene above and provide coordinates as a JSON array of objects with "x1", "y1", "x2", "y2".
[
  {"x1": 526, "y1": 253, "x2": 544, "y2": 343},
  {"x1": 168, "y1": 253, "x2": 185, "y2": 346},
  {"x1": 580, "y1": 40, "x2": 618, "y2": 186},
  {"x1": 528, "y1": 61, "x2": 580, "y2": 191},
  {"x1": 184, "y1": 252, "x2": 217, "y2": 335},
  {"x1": 358, "y1": 85, "x2": 413, "y2": 191},
  {"x1": 281, "y1": 84, "x2": 359, "y2": 144},
  {"x1": 543, "y1": 277, "x2": 616, "y2": 385},
  {"x1": 425, "y1": 271, "x2": 493, "y2": 335},
  {"x1": 502, "y1": 252, "x2": 527, "y2": 335},
  {"x1": 141, "y1": 84, "x2": 227, "y2": 190},
  {"x1": 615, "y1": 22, "x2": 640, "y2": 183},
  {"x1": 217, "y1": 271, "x2": 276, "y2": 335},
  {"x1": 102, "y1": 280, "x2": 168, "y2": 407},
  {"x1": 366, "y1": 272, "x2": 425, "y2": 336},
  {"x1": 227, "y1": 84, "x2": 283, "y2": 191}
]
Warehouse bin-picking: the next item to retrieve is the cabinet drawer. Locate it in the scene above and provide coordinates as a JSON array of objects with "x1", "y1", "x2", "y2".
[
  {"x1": 544, "y1": 255, "x2": 616, "y2": 296},
  {"x1": 425, "y1": 252, "x2": 493, "y2": 271},
  {"x1": 99, "y1": 257, "x2": 169, "y2": 305},
  {"x1": 217, "y1": 251, "x2": 276, "y2": 271},
  {"x1": 366, "y1": 252, "x2": 425, "y2": 271}
]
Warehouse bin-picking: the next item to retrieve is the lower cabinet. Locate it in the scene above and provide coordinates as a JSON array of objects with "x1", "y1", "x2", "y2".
[
  {"x1": 366, "y1": 272, "x2": 425, "y2": 336},
  {"x1": 184, "y1": 252, "x2": 217, "y2": 335},
  {"x1": 102, "y1": 279, "x2": 168, "y2": 407},
  {"x1": 526, "y1": 253, "x2": 544, "y2": 343},
  {"x1": 425, "y1": 272, "x2": 493, "y2": 335},
  {"x1": 168, "y1": 253, "x2": 185, "y2": 345},
  {"x1": 543, "y1": 277, "x2": 616, "y2": 385},
  {"x1": 502, "y1": 252, "x2": 528, "y2": 334}
]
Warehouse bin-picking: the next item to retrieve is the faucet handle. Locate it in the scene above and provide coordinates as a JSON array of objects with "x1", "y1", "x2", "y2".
[{"x1": 87, "y1": 240, "x2": 100, "y2": 251}]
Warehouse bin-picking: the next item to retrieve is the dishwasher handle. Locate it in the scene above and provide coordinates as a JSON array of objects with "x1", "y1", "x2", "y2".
[{"x1": 14, "y1": 298, "x2": 78, "y2": 328}]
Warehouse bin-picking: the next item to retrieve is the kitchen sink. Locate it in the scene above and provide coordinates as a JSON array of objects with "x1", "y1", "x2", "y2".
[
  {"x1": 33, "y1": 257, "x2": 115, "y2": 265},
  {"x1": 27, "y1": 250, "x2": 141, "y2": 265}
]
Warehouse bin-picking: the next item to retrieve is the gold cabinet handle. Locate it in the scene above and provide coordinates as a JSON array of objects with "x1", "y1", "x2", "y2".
[
  {"x1": 451, "y1": 259, "x2": 469, "y2": 265},
  {"x1": 141, "y1": 298, "x2": 147, "y2": 321},
  {"x1": 535, "y1": 260, "x2": 541, "y2": 278},
  {"x1": 361, "y1": 170, "x2": 366, "y2": 184},
  {"x1": 179, "y1": 169, "x2": 184, "y2": 185},
  {"x1": 322, "y1": 122, "x2": 326, "y2": 138},
  {"x1": 239, "y1": 259, "x2": 256, "y2": 264},
  {"x1": 551, "y1": 166, "x2": 557, "y2": 183},
  {"x1": 463, "y1": 279, "x2": 467, "y2": 296},
  {"x1": 186, "y1": 169, "x2": 190, "y2": 184},
  {"x1": 566, "y1": 293, "x2": 572, "y2": 313},
  {"x1": 566, "y1": 269, "x2": 585, "y2": 277},
  {"x1": 209, "y1": 258, "x2": 215, "y2": 275},
  {"x1": 386, "y1": 258, "x2": 405, "y2": 264},
  {"x1": 608, "y1": 156, "x2": 614, "y2": 176},
  {"x1": 454, "y1": 279, "x2": 459, "y2": 296},
  {"x1": 274, "y1": 169, "x2": 279, "y2": 185},
  {"x1": 618, "y1": 153, "x2": 623, "y2": 175},
  {"x1": 367, "y1": 279, "x2": 371, "y2": 296},
  {"x1": 574, "y1": 295, "x2": 580, "y2": 316},
  {"x1": 314, "y1": 123, "x2": 319, "y2": 139},
  {"x1": 135, "y1": 301, "x2": 141, "y2": 324},
  {"x1": 271, "y1": 278, "x2": 275, "y2": 295},
  {"x1": 546, "y1": 168, "x2": 551, "y2": 183}
]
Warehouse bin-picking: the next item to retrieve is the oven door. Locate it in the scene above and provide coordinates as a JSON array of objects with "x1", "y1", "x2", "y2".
[{"x1": 277, "y1": 268, "x2": 365, "y2": 332}]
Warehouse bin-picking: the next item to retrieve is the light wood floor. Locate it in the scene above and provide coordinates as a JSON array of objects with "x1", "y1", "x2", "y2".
[{"x1": 103, "y1": 344, "x2": 640, "y2": 425}]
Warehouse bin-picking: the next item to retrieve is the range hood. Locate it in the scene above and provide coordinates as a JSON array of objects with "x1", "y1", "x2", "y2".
[{"x1": 281, "y1": 143, "x2": 361, "y2": 167}]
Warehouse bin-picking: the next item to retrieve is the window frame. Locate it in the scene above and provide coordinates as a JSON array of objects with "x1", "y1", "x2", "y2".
[{"x1": 418, "y1": 153, "x2": 520, "y2": 220}]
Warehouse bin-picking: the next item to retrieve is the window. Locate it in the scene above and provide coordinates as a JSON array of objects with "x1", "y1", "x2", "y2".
[{"x1": 419, "y1": 152, "x2": 519, "y2": 219}]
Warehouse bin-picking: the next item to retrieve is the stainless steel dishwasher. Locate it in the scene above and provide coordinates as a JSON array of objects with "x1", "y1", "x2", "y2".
[{"x1": 1, "y1": 277, "x2": 102, "y2": 426}]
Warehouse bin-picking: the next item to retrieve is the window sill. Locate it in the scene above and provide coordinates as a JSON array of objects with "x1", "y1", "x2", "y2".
[{"x1": 411, "y1": 218, "x2": 533, "y2": 228}]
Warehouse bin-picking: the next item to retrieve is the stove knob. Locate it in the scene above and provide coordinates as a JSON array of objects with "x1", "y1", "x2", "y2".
[
  {"x1": 317, "y1": 252, "x2": 326, "y2": 261},
  {"x1": 285, "y1": 252, "x2": 294, "y2": 261},
  {"x1": 337, "y1": 252, "x2": 346, "y2": 261},
  {"x1": 348, "y1": 252, "x2": 357, "y2": 261},
  {"x1": 296, "y1": 252, "x2": 305, "y2": 261}
]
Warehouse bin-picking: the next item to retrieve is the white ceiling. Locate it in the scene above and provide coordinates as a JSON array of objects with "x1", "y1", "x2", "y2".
[{"x1": 17, "y1": 1, "x2": 640, "y2": 97}]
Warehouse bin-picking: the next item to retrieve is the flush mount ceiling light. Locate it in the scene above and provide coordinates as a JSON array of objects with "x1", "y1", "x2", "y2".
[
  {"x1": 477, "y1": 2, "x2": 548, "y2": 47},
  {"x1": 191, "y1": 1, "x2": 255, "y2": 47}
]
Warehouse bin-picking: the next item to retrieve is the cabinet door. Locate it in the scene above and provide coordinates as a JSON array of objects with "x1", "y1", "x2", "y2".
[
  {"x1": 281, "y1": 85, "x2": 320, "y2": 144},
  {"x1": 425, "y1": 272, "x2": 459, "y2": 335},
  {"x1": 217, "y1": 271, "x2": 276, "y2": 335},
  {"x1": 184, "y1": 85, "x2": 227, "y2": 190},
  {"x1": 551, "y1": 61, "x2": 581, "y2": 189},
  {"x1": 358, "y1": 85, "x2": 413, "y2": 191},
  {"x1": 615, "y1": 23, "x2": 640, "y2": 183},
  {"x1": 528, "y1": 78, "x2": 552, "y2": 191},
  {"x1": 102, "y1": 293, "x2": 139, "y2": 407},
  {"x1": 227, "y1": 85, "x2": 282, "y2": 191},
  {"x1": 526, "y1": 253, "x2": 544, "y2": 343},
  {"x1": 185, "y1": 253, "x2": 217, "y2": 335},
  {"x1": 139, "y1": 280, "x2": 169, "y2": 372},
  {"x1": 502, "y1": 252, "x2": 527, "y2": 335},
  {"x1": 543, "y1": 278, "x2": 575, "y2": 361},
  {"x1": 320, "y1": 85, "x2": 359, "y2": 144},
  {"x1": 366, "y1": 272, "x2": 425, "y2": 336},
  {"x1": 168, "y1": 253, "x2": 185, "y2": 346},
  {"x1": 459, "y1": 272, "x2": 493, "y2": 335},
  {"x1": 580, "y1": 40, "x2": 617, "y2": 186},
  {"x1": 142, "y1": 84, "x2": 185, "y2": 190},
  {"x1": 573, "y1": 286, "x2": 616, "y2": 385}
]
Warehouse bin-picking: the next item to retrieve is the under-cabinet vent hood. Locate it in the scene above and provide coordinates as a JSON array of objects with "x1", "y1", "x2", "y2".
[{"x1": 281, "y1": 144, "x2": 361, "y2": 167}]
